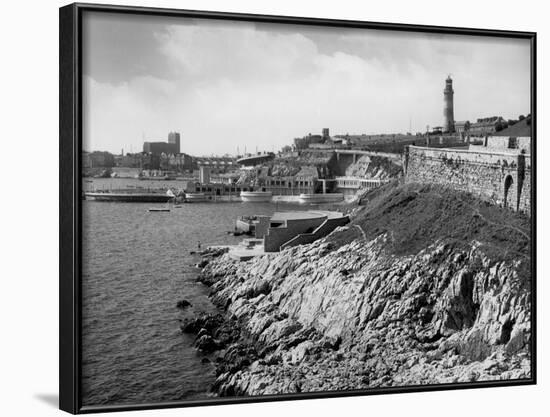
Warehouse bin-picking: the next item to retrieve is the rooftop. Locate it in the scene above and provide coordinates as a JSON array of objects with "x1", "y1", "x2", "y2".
[{"x1": 270, "y1": 210, "x2": 343, "y2": 222}]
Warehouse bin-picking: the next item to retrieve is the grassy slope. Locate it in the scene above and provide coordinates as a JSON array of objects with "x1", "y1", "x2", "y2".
[
  {"x1": 493, "y1": 118, "x2": 531, "y2": 137},
  {"x1": 327, "y1": 182, "x2": 531, "y2": 277}
]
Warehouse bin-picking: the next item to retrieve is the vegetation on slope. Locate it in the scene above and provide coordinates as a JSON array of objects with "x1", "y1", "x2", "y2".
[{"x1": 328, "y1": 181, "x2": 531, "y2": 267}]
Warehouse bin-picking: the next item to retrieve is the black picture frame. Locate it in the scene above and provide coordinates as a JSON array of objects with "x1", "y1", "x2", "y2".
[{"x1": 59, "y1": 2, "x2": 537, "y2": 414}]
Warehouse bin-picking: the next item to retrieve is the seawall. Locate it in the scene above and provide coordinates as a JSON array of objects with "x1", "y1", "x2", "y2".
[{"x1": 403, "y1": 146, "x2": 531, "y2": 213}]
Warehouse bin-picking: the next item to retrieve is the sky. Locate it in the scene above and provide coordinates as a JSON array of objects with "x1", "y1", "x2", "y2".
[{"x1": 82, "y1": 11, "x2": 531, "y2": 156}]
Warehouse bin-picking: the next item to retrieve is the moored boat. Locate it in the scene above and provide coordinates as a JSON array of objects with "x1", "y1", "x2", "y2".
[
  {"x1": 85, "y1": 190, "x2": 175, "y2": 203},
  {"x1": 298, "y1": 193, "x2": 344, "y2": 204},
  {"x1": 240, "y1": 191, "x2": 273, "y2": 202},
  {"x1": 184, "y1": 193, "x2": 208, "y2": 203}
]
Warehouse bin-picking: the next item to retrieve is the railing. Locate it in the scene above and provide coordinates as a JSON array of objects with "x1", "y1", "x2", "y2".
[{"x1": 335, "y1": 177, "x2": 390, "y2": 189}]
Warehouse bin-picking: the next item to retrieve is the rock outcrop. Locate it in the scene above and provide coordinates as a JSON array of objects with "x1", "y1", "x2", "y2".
[{"x1": 194, "y1": 184, "x2": 532, "y2": 396}]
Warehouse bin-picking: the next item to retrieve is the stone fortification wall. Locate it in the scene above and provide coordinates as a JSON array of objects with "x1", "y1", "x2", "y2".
[
  {"x1": 517, "y1": 137, "x2": 531, "y2": 153},
  {"x1": 517, "y1": 154, "x2": 531, "y2": 213},
  {"x1": 469, "y1": 136, "x2": 532, "y2": 154},
  {"x1": 404, "y1": 146, "x2": 530, "y2": 213}
]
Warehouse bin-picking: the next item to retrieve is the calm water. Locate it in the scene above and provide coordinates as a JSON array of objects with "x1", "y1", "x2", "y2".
[{"x1": 81, "y1": 178, "x2": 307, "y2": 406}]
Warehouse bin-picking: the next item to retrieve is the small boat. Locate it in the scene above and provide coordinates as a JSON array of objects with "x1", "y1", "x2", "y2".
[
  {"x1": 240, "y1": 191, "x2": 273, "y2": 202},
  {"x1": 298, "y1": 193, "x2": 344, "y2": 204},
  {"x1": 185, "y1": 193, "x2": 208, "y2": 203},
  {"x1": 149, "y1": 208, "x2": 170, "y2": 212}
]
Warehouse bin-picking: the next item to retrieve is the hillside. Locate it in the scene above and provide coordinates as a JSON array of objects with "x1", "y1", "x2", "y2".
[
  {"x1": 334, "y1": 182, "x2": 531, "y2": 262},
  {"x1": 494, "y1": 118, "x2": 531, "y2": 137},
  {"x1": 192, "y1": 182, "x2": 532, "y2": 396}
]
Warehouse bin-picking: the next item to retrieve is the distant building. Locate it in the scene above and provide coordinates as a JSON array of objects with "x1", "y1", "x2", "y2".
[
  {"x1": 139, "y1": 153, "x2": 160, "y2": 170},
  {"x1": 215, "y1": 172, "x2": 241, "y2": 184},
  {"x1": 263, "y1": 177, "x2": 313, "y2": 196},
  {"x1": 194, "y1": 156, "x2": 237, "y2": 173},
  {"x1": 159, "y1": 152, "x2": 193, "y2": 172},
  {"x1": 143, "y1": 141, "x2": 179, "y2": 155},
  {"x1": 262, "y1": 166, "x2": 320, "y2": 196},
  {"x1": 294, "y1": 133, "x2": 324, "y2": 150},
  {"x1": 168, "y1": 131, "x2": 181, "y2": 154},
  {"x1": 308, "y1": 142, "x2": 336, "y2": 150},
  {"x1": 236, "y1": 152, "x2": 275, "y2": 167},
  {"x1": 82, "y1": 151, "x2": 115, "y2": 168},
  {"x1": 184, "y1": 181, "x2": 254, "y2": 196},
  {"x1": 118, "y1": 153, "x2": 141, "y2": 168},
  {"x1": 118, "y1": 152, "x2": 160, "y2": 170},
  {"x1": 469, "y1": 116, "x2": 506, "y2": 135},
  {"x1": 143, "y1": 131, "x2": 182, "y2": 154},
  {"x1": 199, "y1": 166, "x2": 211, "y2": 184},
  {"x1": 294, "y1": 166, "x2": 319, "y2": 191},
  {"x1": 454, "y1": 120, "x2": 471, "y2": 134}
]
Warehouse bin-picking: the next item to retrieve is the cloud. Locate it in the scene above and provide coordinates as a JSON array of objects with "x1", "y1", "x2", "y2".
[
  {"x1": 83, "y1": 76, "x2": 177, "y2": 152},
  {"x1": 82, "y1": 14, "x2": 531, "y2": 155},
  {"x1": 156, "y1": 21, "x2": 320, "y2": 84}
]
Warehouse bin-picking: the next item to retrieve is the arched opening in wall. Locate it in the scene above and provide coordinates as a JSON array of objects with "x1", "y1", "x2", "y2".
[{"x1": 504, "y1": 175, "x2": 514, "y2": 208}]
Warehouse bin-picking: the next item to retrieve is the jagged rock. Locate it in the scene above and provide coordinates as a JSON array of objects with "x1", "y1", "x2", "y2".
[
  {"x1": 197, "y1": 328, "x2": 209, "y2": 338},
  {"x1": 505, "y1": 324, "x2": 530, "y2": 355},
  {"x1": 196, "y1": 259, "x2": 209, "y2": 268},
  {"x1": 194, "y1": 189, "x2": 531, "y2": 396},
  {"x1": 176, "y1": 299, "x2": 192, "y2": 310},
  {"x1": 180, "y1": 313, "x2": 224, "y2": 334},
  {"x1": 246, "y1": 280, "x2": 272, "y2": 299},
  {"x1": 195, "y1": 335, "x2": 219, "y2": 353}
]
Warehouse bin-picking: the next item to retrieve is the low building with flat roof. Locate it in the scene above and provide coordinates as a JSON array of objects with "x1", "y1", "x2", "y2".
[{"x1": 254, "y1": 210, "x2": 349, "y2": 252}]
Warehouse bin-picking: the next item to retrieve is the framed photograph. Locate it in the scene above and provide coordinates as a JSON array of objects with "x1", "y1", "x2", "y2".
[{"x1": 59, "y1": 2, "x2": 536, "y2": 414}]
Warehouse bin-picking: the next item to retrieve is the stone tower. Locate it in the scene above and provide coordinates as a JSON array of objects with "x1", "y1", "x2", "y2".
[
  {"x1": 168, "y1": 131, "x2": 181, "y2": 154},
  {"x1": 443, "y1": 76, "x2": 455, "y2": 133}
]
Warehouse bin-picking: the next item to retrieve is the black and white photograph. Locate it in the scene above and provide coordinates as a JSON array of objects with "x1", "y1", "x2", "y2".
[{"x1": 65, "y1": 3, "x2": 534, "y2": 412}]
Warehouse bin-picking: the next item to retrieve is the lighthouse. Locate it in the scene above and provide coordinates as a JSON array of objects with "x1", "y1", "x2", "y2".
[{"x1": 443, "y1": 75, "x2": 455, "y2": 133}]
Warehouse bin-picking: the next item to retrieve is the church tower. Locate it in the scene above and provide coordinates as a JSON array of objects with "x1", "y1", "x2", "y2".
[{"x1": 443, "y1": 75, "x2": 455, "y2": 133}]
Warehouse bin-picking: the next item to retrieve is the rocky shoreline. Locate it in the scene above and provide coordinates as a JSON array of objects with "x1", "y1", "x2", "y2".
[{"x1": 182, "y1": 185, "x2": 532, "y2": 397}]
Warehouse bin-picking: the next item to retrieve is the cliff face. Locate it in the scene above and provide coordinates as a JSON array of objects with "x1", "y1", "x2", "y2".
[
  {"x1": 344, "y1": 155, "x2": 402, "y2": 179},
  {"x1": 198, "y1": 184, "x2": 532, "y2": 396}
]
